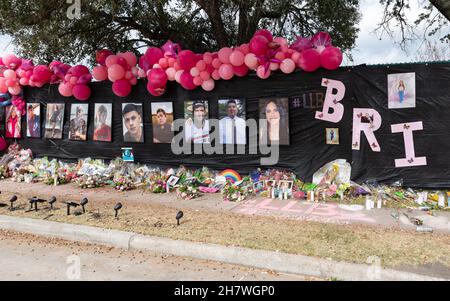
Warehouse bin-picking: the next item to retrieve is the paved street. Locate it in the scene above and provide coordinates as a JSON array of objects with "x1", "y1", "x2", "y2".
[{"x1": 0, "y1": 230, "x2": 315, "y2": 281}]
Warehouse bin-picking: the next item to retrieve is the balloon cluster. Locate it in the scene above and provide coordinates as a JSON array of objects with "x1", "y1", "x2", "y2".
[
  {"x1": 0, "y1": 30, "x2": 343, "y2": 100},
  {"x1": 92, "y1": 50, "x2": 140, "y2": 97},
  {"x1": 138, "y1": 30, "x2": 343, "y2": 96},
  {"x1": 0, "y1": 54, "x2": 94, "y2": 101},
  {"x1": 58, "y1": 65, "x2": 93, "y2": 101}
]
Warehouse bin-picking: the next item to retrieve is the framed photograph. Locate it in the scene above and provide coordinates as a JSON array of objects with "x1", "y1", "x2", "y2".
[
  {"x1": 264, "y1": 180, "x2": 276, "y2": 189},
  {"x1": 69, "y1": 103, "x2": 88, "y2": 141},
  {"x1": 45, "y1": 103, "x2": 65, "y2": 139},
  {"x1": 121, "y1": 147, "x2": 134, "y2": 162},
  {"x1": 277, "y1": 180, "x2": 294, "y2": 190},
  {"x1": 93, "y1": 103, "x2": 112, "y2": 142},
  {"x1": 26, "y1": 103, "x2": 41, "y2": 138},
  {"x1": 218, "y1": 99, "x2": 246, "y2": 145},
  {"x1": 151, "y1": 102, "x2": 174, "y2": 143},
  {"x1": 122, "y1": 103, "x2": 144, "y2": 143},
  {"x1": 166, "y1": 175, "x2": 180, "y2": 186},
  {"x1": 5, "y1": 105, "x2": 22, "y2": 139},
  {"x1": 326, "y1": 128, "x2": 339, "y2": 145},
  {"x1": 388, "y1": 72, "x2": 416, "y2": 109},
  {"x1": 184, "y1": 100, "x2": 209, "y2": 144},
  {"x1": 259, "y1": 98, "x2": 290, "y2": 145}
]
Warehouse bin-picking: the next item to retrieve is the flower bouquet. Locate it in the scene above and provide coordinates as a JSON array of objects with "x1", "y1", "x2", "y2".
[
  {"x1": 113, "y1": 176, "x2": 135, "y2": 191},
  {"x1": 176, "y1": 183, "x2": 201, "y2": 200}
]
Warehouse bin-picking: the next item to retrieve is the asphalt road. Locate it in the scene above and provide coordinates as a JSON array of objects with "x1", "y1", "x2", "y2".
[{"x1": 0, "y1": 230, "x2": 316, "y2": 281}]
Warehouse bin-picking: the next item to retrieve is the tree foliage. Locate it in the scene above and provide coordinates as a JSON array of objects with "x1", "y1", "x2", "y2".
[{"x1": 0, "y1": 0, "x2": 360, "y2": 65}]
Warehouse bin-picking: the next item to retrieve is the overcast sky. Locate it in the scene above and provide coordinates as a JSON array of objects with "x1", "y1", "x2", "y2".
[{"x1": 0, "y1": 0, "x2": 448, "y2": 65}]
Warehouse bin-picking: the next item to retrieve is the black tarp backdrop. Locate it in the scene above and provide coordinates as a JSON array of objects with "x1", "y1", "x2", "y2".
[{"x1": 2, "y1": 62, "x2": 449, "y2": 187}]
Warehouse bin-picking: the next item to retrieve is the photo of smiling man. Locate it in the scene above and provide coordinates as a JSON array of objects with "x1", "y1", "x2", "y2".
[
  {"x1": 122, "y1": 103, "x2": 144, "y2": 143},
  {"x1": 151, "y1": 102, "x2": 174, "y2": 144}
]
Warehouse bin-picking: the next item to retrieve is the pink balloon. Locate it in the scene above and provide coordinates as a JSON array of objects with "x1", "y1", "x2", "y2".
[
  {"x1": 0, "y1": 78, "x2": 7, "y2": 93},
  {"x1": 2, "y1": 54, "x2": 21, "y2": 69},
  {"x1": 105, "y1": 55, "x2": 119, "y2": 67},
  {"x1": 77, "y1": 74, "x2": 92, "y2": 85},
  {"x1": 201, "y1": 79, "x2": 215, "y2": 91},
  {"x1": 291, "y1": 51, "x2": 301, "y2": 63},
  {"x1": 70, "y1": 65, "x2": 90, "y2": 77},
  {"x1": 58, "y1": 82, "x2": 73, "y2": 97},
  {"x1": 112, "y1": 79, "x2": 132, "y2": 97},
  {"x1": 129, "y1": 77, "x2": 138, "y2": 86},
  {"x1": 269, "y1": 62, "x2": 279, "y2": 71},
  {"x1": 275, "y1": 51, "x2": 286, "y2": 61},
  {"x1": 158, "y1": 57, "x2": 169, "y2": 69},
  {"x1": 211, "y1": 70, "x2": 220, "y2": 81},
  {"x1": 320, "y1": 46, "x2": 343, "y2": 70},
  {"x1": 72, "y1": 84, "x2": 91, "y2": 101},
  {"x1": 3, "y1": 69, "x2": 16, "y2": 79},
  {"x1": 193, "y1": 76, "x2": 203, "y2": 86},
  {"x1": 178, "y1": 50, "x2": 198, "y2": 71},
  {"x1": 256, "y1": 65, "x2": 271, "y2": 79},
  {"x1": 125, "y1": 71, "x2": 133, "y2": 80},
  {"x1": 93, "y1": 66, "x2": 108, "y2": 81},
  {"x1": 69, "y1": 76, "x2": 78, "y2": 85},
  {"x1": 108, "y1": 64, "x2": 126, "y2": 81},
  {"x1": 131, "y1": 67, "x2": 139, "y2": 76},
  {"x1": 116, "y1": 57, "x2": 129, "y2": 69},
  {"x1": 244, "y1": 53, "x2": 258, "y2": 70},
  {"x1": 298, "y1": 48, "x2": 321, "y2": 72},
  {"x1": 229, "y1": 50, "x2": 245, "y2": 66},
  {"x1": 19, "y1": 77, "x2": 29, "y2": 86},
  {"x1": 180, "y1": 71, "x2": 196, "y2": 90},
  {"x1": 166, "y1": 67, "x2": 176, "y2": 81},
  {"x1": 239, "y1": 44, "x2": 250, "y2": 55},
  {"x1": 96, "y1": 49, "x2": 113, "y2": 66},
  {"x1": 5, "y1": 79, "x2": 16, "y2": 87},
  {"x1": 212, "y1": 58, "x2": 221, "y2": 69},
  {"x1": 118, "y1": 52, "x2": 137, "y2": 67},
  {"x1": 144, "y1": 47, "x2": 164, "y2": 66},
  {"x1": 148, "y1": 68, "x2": 168, "y2": 88},
  {"x1": 254, "y1": 29, "x2": 273, "y2": 42},
  {"x1": 8, "y1": 85, "x2": 21, "y2": 95},
  {"x1": 203, "y1": 53, "x2": 213, "y2": 64},
  {"x1": 280, "y1": 58, "x2": 296, "y2": 74},
  {"x1": 199, "y1": 70, "x2": 210, "y2": 81},
  {"x1": 147, "y1": 81, "x2": 166, "y2": 97},
  {"x1": 174, "y1": 70, "x2": 184, "y2": 83},
  {"x1": 167, "y1": 57, "x2": 176, "y2": 67},
  {"x1": 219, "y1": 63, "x2": 234, "y2": 80},
  {"x1": 218, "y1": 47, "x2": 233, "y2": 64},
  {"x1": 35, "y1": 81, "x2": 44, "y2": 88},
  {"x1": 249, "y1": 35, "x2": 269, "y2": 56},
  {"x1": 196, "y1": 60, "x2": 206, "y2": 71},
  {"x1": 233, "y1": 65, "x2": 249, "y2": 77},
  {"x1": 190, "y1": 67, "x2": 200, "y2": 77}
]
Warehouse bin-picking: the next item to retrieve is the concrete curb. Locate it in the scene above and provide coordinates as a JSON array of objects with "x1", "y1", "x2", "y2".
[{"x1": 0, "y1": 215, "x2": 447, "y2": 281}]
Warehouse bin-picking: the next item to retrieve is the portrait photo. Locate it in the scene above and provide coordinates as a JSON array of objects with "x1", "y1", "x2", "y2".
[
  {"x1": 264, "y1": 180, "x2": 276, "y2": 189},
  {"x1": 44, "y1": 103, "x2": 65, "y2": 139},
  {"x1": 184, "y1": 100, "x2": 209, "y2": 144},
  {"x1": 26, "y1": 103, "x2": 41, "y2": 138},
  {"x1": 277, "y1": 180, "x2": 294, "y2": 191},
  {"x1": 218, "y1": 99, "x2": 246, "y2": 145},
  {"x1": 259, "y1": 98, "x2": 290, "y2": 145},
  {"x1": 388, "y1": 72, "x2": 416, "y2": 109},
  {"x1": 69, "y1": 103, "x2": 88, "y2": 141},
  {"x1": 122, "y1": 103, "x2": 144, "y2": 143},
  {"x1": 151, "y1": 102, "x2": 174, "y2": 144},
  {"x1": 326, "y1": 128, "x2": 339, "y2": 145},
  {"x1": 5, "y1": 105, "x2": 21, "y2": 139},
  {"x1": 93, "y1": 103, "x2": 112, "y2": 142}
]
